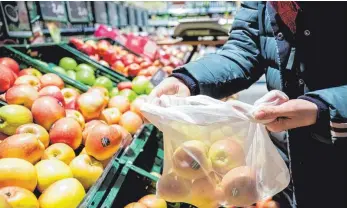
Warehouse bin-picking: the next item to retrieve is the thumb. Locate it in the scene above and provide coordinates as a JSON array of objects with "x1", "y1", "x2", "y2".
[{"x1": 254, "y1": 106, "x2": 283, "y2": 120}]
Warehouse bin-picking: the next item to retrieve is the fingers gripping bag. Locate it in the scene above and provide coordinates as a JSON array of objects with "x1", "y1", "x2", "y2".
[{"x1": 141, "y1": 90, "x2": 290, "y2": 208}]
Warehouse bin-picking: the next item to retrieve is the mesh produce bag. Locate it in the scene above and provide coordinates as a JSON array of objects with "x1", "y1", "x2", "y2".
[{"x1": 141, "y1": 91, "x2": 290, "y2": 208}]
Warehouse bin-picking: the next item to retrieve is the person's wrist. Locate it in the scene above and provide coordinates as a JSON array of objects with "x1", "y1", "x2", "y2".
[{"x1": 170, "y1": 69, "x2": 199, "y2": 95}]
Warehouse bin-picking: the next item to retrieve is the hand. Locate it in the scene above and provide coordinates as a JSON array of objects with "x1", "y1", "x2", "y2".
[
  {"x1": 150, "y1": 77, "x2": 191, "y2": 98},
  {"x1": 254, "y1": 99, "x2": 318, "y2": 132}
]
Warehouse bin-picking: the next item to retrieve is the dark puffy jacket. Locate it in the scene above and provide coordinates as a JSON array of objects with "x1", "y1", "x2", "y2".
[{"x1": 173, "y1": 2, "x2": 347, "y2": 208}]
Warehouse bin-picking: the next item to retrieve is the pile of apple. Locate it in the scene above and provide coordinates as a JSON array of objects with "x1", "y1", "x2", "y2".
[
  {"x1": 124, "y1": 194, "x2": 167, "y2": 208},
  {"x1": 0, "y1": 57, "x2": 151, "y2": 208},
  {"x1": 69, "y1": 38, "x2": 175, "y2": 78}
]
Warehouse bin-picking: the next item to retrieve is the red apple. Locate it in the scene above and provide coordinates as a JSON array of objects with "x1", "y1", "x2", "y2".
[
  {"x1": 0, "y1": 65, "x2": 16, "y2": 93},
  {"x1": 122, "y1": 58, "x2": 134, "y2": 67},
  {"x1": 138, "y1": 194, "x2": 167, "y2": 208},
  {"x1": 80, "y1": 44, "x2": 96, "y2": 56},
  {"x1": 108, "y1": 95, "x2": 130, "y2": 113},
  {"x1": 31, "y1": 96, "x2": 66, "y2": 130},
  {"x1": 0, "y1": 57, "x2": 20, "y2": 74},
  {"x1": 99, "y1": 108, "x2": 121, "y2": 125},
  {"x1": 77, "y1": 92, "x2": 105, "y2": 121},
  {"x1": 69, "y1": 38, "x2": 84, "y2": 49},
  {"x1": 96, "y1": 40, "x2": 111, "y2": 56},
  {"x1": 40, "y1": 73, "x2": 64, "y2": 89},
  {"x1": 99, "y1": 60, "x2": 110, "y2": 67},
  {"x1": 49, "y1": 117, "x2": 82, "y2": 150},
  {"x1": 134, "y1": 57, "x2": 144, "y2": 64},
  {"x1": 82, "y1": 120, "x2": 106, "y2": 144},
  {"x1": 39, "y1": 86, "x2": 65, "y2": 106},
  {"x1": 117, "y1": 82, "x2": 132, "y2": 91},
  {"x1": 87, "y1": 87, "x2": 109, "y2": 108},
  {"x1": 89, "y1": 54, "x2": 100, "y2": 61},
  {"x1": 61, "y1": 88, "x2": 80, "y2": 110},
  {"x1": 140, "y1": 61, "x2": 152, "y2": 69},
  {"x1": 110, "y1": 124, "x2": 130, "y2": 146},
  {"x1": 5, "y1": 85, "x2": 39, "y2": 109},
  {"x1": 18, "y1": 68, "x2": 42, "y2": 78},
  {"x1": 111, "y1": 60, "x2": 125, "y2": 73},
  {"x1": 119, "y1": 111, "x2": 143, "y2": 135},
  {"x1": 127, "y1": 63, "x2": 141, "y2": 77},
  {"x1": 14, "y1": 75, "x2": 41, "y2": 91},
  {"x1": 66, "y1": 109, "x2": 85, "y2": 129},
  {"x1": 107, "y1": 53, "x2": 122, "y2": 65}
]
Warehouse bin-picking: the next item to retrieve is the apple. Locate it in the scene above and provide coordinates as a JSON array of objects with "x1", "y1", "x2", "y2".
[
  {"x1": 119, "y1": 111, "x2": 143, "y2": 135},
  {"x1": 85, "y1": 40, "x2": 97, "y2": 48},
  {"x1": 162, "y1": 66, "x2": 174, "y2": 74},
  {"x1": 256, "y1": 198, "x2": 273, "y2": 208},
  {"x1": 75, "y1": 63, "x2": 95, "y2": 73},
  {"x1": 157, "y1": 173, "x2": 191, "y2": 203},
  {"x1": 172, "y1": 140, "x2": 212, "y2": 180},
  {"x1": 107, "y1": 53, "x2": 122, "y2": 64},
  {"x1": 134, "y1": 57, "x2": 144, "y2": 64},
  {"x1": 0, "y1": 57, "x2": 20, "y2": 74},
  {"x1": 127, "y1": 63, "x2": 141, "y2": 77},
  {"x1": 49, "y1": 117, "x2": 82, "y2": 150},
  {"x1": 5, "y1": 84, "x2": 39, "y2": 109},
  {"x1": 59, "y1": 57, "x2": 77, "y2": 71},
  {"x1": 257, "y1": 200, "x2": 280, "y2": 208},
  {"x1": 119, "y1": 89, "x2": 137, "y2": 102},
  {"x1": 35, "y1": 159, "x2": 73, "y2": 192},
  {"x1": 18, "y1": 68, "x2": 42, "y2": 78},
  {"x1": 16, "y1": 123, "x2": 50, "y2": 148},
  {"x1": 145, "y1": 82, "x2": 154, "y2": 95},
  {"x1": 85, "y1": 123, "x2": 122, "y2": 160},
  {"x1": 0, "y1": 133, "x2": 44, "y2": 164},
  {"x1": 119, "y1": 50, "x2": 128, "y2": 56},
  {"x1": 0, "y1": 104, "x2": 33, "y2": 135},
  {"x1": 0, "y1": 65, "x2": 16, "y2": 93},
  {"x1": 66, "y1": 70, "x2": 77, "y2": 80},
  {"x1": 147, "y1": 66, "x2": 159, "y2": 75},
  {"x1": 140, "y1": 61, "x2": 152, "y2": 69},
  {"x1": 52, "y1": 66, "x2": 67, "y2": 75},
  {"x1": 110, "y1": 124, "x2": 130, "y2": 146},
  {"x1": 0, "y1": 158, "x2": 37, "y2": 191},
  {"x1": 87, "y1": 86, "x2": 109, "y2": 107},
  {"x1": 117, "y1": 81, "x2": 132, "y2": 91},
  {"x1": 132, "y1": 76, "x2": 150, "y2": 95},
  {"x1": 69, "y1": 154, "x2": 104, "y2": 190},
  {"x1": 31, "y1": 96, "x2": 65, "y2": 130},
  {"x1": 110, "y1": 87, "x2": 119, "y2": 97},
  {"x1": 82, "y1": 120, "x2": 105, "y2": 144},
  {"x1": 130, "y1": 96, "x2": 147, "y2": 118},
  {"x1": 96, "y1": 40, "x2": 111, "y2": 56},
  {"x1": 0, "y1": 186, "x2": 39, "y2": 208},
  {"x1": 99, "y1": 60, "x2": 110, "y2": 67},
  {"x1": 66, "y1": 109, "x2": 85, "y2": 129},
  {"x1": 123, "y1": 54, "x2": 136, "y2": 62},
  {"x1": 80, "y1": 44, "x2": 97, "y2": 56},
  {"x1": 0, "y1": 195, "x2": 11, "y2": 208},
  {"x1": 208, "y1": 139, "x2": 245, "y2": 175},
  {"x1": 138, "y1": 194, "x2": 167, "y2": 208},
  {"x1": 14, "y1": 75, "x2": 41, "y2": 90},
  {"x1": 111, "y1": 60, "x2": 125, "y2": 73},
  {"x1": 89, "y1": 54, "x2": 100, "y2": 61},
  {"x1": 38, "y1": 178, "x2": 85, "y2": 208},
  {"x1": 77, "y1": 92, "x2": 105, "y2": 121},
  {"x1": 69, "y1": 38, "x2": 84, "y2": 49},
  {"x1": 61, "y1": 88, "x2": 80, "y2": 110},
  {"x1": 42, "y1": 143, "x2": 76, "y2": 164},
  {"x1": 100, "y1": 108, "x2": 121, "y2": 125},
  {"x1": 40, "y1": 73, "x2": 64, "y2": 89},
  {"x1": 124, "y1": 202, "x2": 147, "y2": 208},
  {"x1": 93, "y1": 76, "x2": 113, "y2": 91},
  {"x1": 221, "y1": 166, "x2": 258, "y2": 207},
  {"x1": 39, "y1": 86, "x2": 65, "y2": 106},
  {"x1": 76, "y1": 70, "x2": 96, "y2": 86}
]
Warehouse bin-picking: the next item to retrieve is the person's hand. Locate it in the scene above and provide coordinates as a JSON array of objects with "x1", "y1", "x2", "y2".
[
  {"x1": 150, "y1": 77, "x2": 191, "y2": 98},
  {"x1": 254, "y1": 99, "x2": 318, "y2": 132}
]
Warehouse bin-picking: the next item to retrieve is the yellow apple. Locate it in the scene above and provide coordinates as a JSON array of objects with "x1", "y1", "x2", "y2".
[
  {"x1": 39, "y1": 178, "x2": 86, "y2": 208},
  {"x1": 16, "y1": 123, "x2": 50, "y2": 148},
  {"x1": 65, "y1": 109, "x2": 85, "y2": 129},
  {"x1": 42, "y1": 143, "x2": 76, "y2": 165},
  {"x1": 0, "y1": 186, "x2": 39, "y2": 208},
  {"x1": 35, "y1": 159, "x2": 73, "y2": 192},
  {"x1": 69, "y1": 154, "x2": 104, "y2": 190},
  {"x1": 0, "y1": 195, "x2": 11, "y2": 208}
]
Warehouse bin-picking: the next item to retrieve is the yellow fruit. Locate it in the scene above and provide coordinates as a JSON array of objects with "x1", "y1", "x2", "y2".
[
  {"x1": 35, "y1": 159, "x2": 73, "y2": 193},
  {"x1": 42, "y1": 143, "x2": 76, "y2": 165},
  {"x1": 0, "y1": 186, "x2": 39, "y2": 208},
  {"x1": 0, "y1": 158, "x2": 37, "y2": 191},
  {"x1": 39, "y1": 178, "x2": 86, "y2": 208},
  {"x1": 0, "y1": 195, "x2": 11, "y2": 208},
  {"x1": 0, "y1": 105, "x2": 33, "y2": 135}
]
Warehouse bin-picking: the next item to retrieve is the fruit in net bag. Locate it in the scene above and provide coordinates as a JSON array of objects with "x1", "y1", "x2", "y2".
[
  {"x1": 157, "y1": 172, "x2": 191, "y2": 203},
  {"x1": 220, "y1": 166, "x2": 259, "y2": 207},
  {"x1": 172, "y1": 140, "x2": 212, "y2": 180},
  {"x1": 208, "y1": 139, "x2": 245, "y2": 175}
]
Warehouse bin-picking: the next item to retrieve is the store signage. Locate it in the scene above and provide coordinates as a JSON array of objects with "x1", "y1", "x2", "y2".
[
  {"x1": 127, "y1": 6, "x2": 136, "y2": 26},
  {"x1": 39, "y1": 1, "x2": 67, "y2": 22},
  {"x1": 0, "y1": 2, "x2": 32, "y2": 37},
  {"x1": 150, "y1": 68, "x2": 168, "y2": 86},
  {"x1": 93, "y1": 1, "x2": 108, "y2": 25},
  {"x1": 136, "y1": 8, "x2": 143, "y2": 27},
  {"x1": 67, "y1": 1, "x2": 89, "y2": 23},
  {"x1": 107, "y1": 2, "x2": 119, "y2": 27},
  {"x1": 118, "y1": 4, "x2": 128, "y2": 27}
]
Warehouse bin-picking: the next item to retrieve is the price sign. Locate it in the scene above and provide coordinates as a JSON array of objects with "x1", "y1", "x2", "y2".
[
  {"x1": 118, "y1": 4, "x2": 127, "y2": 27},
  {"x1": 39, "y1": 1, "x2": 67, "y2": 22},
  {"x1": 0, "y1": 2, "x2": 32, "y2": 37},
  {"x1": 93, "y1": 1, "x2": 108, "y2": 24},
  {"x1": 67, "y1": 1, "x2": 89, "y2": 23},
  {"x1": 150, "y1": 68, "x2": 168, "y2": 86},
  {"x1": 107, "y1": 2, "x2": 119, "y2": 27}
]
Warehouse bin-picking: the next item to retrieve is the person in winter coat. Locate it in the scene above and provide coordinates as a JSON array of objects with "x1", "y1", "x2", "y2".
[{"x1": 151, "y1": 2, "x2": 347, "y2": 208}]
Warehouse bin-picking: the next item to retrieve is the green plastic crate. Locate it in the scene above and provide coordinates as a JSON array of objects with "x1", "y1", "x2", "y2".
[
  {"x1": 9, "y1": 43, "x2": 129, "y2": 88},
  {"x1": 100, "y1": 163, "x2": 191, "y2": 208}
]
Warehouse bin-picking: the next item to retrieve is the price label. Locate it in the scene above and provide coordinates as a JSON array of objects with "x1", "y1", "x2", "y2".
[
  {"x1": 150, "y1": 68, "x2": 168, "y2": 86},
  {"x1": 93, "y1": 1, "x2": 108, "y2": 24},
  {"x1": 67, "y1": 1, "x2": 89, "y2": 23},
  {"x1": 39, "y1": 1, "x2": 67, "y2": 22},
  {"x1": 107, "y1": 2, "x2": 119, "y2": 27}
]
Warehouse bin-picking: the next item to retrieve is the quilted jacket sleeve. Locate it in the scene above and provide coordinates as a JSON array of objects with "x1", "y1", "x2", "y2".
[{"x1": 173, "y1": 2, "x2": 264, "y2": 99}]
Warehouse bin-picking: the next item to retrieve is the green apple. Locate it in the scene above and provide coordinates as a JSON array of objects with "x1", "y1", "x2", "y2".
[
  {"x1": 0, "y1": 105, "x2": 33, "y2": 135},
  {"x1": 119, "y1": 89, "x2": 137, "y2": 102},
  {"x1": 59, "y1": 57, "x2": 78, "y2": 70},
  {"x1": 75, "y1": 63, "x2": 96, "y2": 73},
  {"x1": 93, "y1": 76, "x2": 113, "y2": 91},
  {"x1": 132, "y1": 76, "x2": 150, "y2": 95},
  {"x1": 67, "y1": 70, "x2": 77, "y2": 80},
  {"x1": 110, "y1": 88, "x2": 119, "y2": 97},
  {"x1": 52, "y1": 66, "x2": 67, "y2": 75},
  {"x1": 145, "y1": 82, "x2": 154, "y2": 95},
  {"x1": 76, "y1": 70, "x2": 96, "y2": 86}
]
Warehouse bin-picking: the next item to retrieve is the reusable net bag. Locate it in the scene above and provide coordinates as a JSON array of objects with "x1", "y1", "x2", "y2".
[{"x1": 141, "y1": 91, "x2": 290, "y2": 208}]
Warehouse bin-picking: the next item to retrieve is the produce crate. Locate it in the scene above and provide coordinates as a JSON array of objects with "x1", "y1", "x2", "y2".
[
  {"x1": 8, "y1": 43, "x2": 129, "y2": 87},
  {"x1": 100, "y1": 163, "x2": 192, "y2": 208}
]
